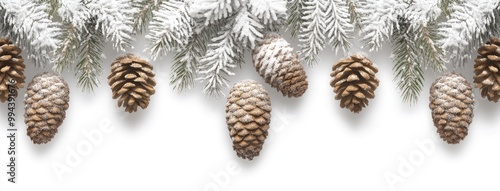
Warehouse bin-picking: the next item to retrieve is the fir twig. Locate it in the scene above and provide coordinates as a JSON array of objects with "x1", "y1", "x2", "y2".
[
  {"x1": 76, "y1": 21, "x2": 104, "y2": 92},
  {"x1": 325, "y1": 0, "x2": 354, "y2": 53},
  {"x1": 147, "y1": 0, "x2": 193, "y2": 60},
  {"x1": 298, "y1": 0, "x2": 325, "y2": 66},
  {"x1": 54, "y1": 23, "x2": 80, "y2": 73},
  {"x1": 346, "y1": 0, "x2": 363, "y2": 30},
  {"x1": 392, "y1": 21, "x2": 424, "y2": 104},
  {"x1": 132, "y1": 0, "x2": 161, "y2": 34},
  {"x1": 287, "y1": 0, "x2": 302, "y2": 38}
]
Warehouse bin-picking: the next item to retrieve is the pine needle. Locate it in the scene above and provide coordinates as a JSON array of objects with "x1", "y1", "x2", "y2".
[{"x1": 76, "y1": 20, "x2": 104, "y2": 92}]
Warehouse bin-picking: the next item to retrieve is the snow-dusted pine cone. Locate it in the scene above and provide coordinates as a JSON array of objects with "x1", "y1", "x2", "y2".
[
  {"x1": 429, "y1": 73, "x2": 474, "y2": 144},
  {"x1": 108, "y1": 54, "x2": 156, "y2": 113},
  {"x1": 474, "y1": 37, "x2": 500, "y2": 102},
  {"x1": 0, "y1": 38, "x2": 25, "y2": 102},
  {"x1": 253, "y1": 33, "x2": 308, "y2": 97},
  {"x1": 226, "y1": 80, "x2": 271, "y2": 160},
  {"x1": 330, "y1": 55, "x2": 379, "y2": 113},
  {"x1": 24, "y1": 73, "x2": 70, "y2": 144}
]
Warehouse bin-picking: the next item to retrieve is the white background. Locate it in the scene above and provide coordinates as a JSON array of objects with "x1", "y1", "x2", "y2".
[{"x1": 2, "y1": 33, "x2": 500, "y2": 191}]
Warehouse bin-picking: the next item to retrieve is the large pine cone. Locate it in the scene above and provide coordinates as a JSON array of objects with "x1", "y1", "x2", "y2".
[
  {"x1": 330, "y1": 55, "x2": 379, "y2": 113},
  {"x1": 108, "y1": 54, "x2": 156, "y2": 113},
  {"x1": 474, "y1": 37, "x2": 500, "y2": 102},
  {"x1": 253, "y1": 33, "x2": 308, "y2": 98},
  {"x1": 0, "y1": 38, "x2": 25, "y2": 102},
  {"x1": 429, "y1": 73, "x2": 474, "y2": 144},
  {"x1": 24, "y1": 73, "x2": 70, "y2": 144},
  {"x1": 226, "y1": 80, "x2": 271, "y2": 160}
]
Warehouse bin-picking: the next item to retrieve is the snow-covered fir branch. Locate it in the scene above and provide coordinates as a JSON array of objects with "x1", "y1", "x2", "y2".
[
  {"x1": 198, "y1": 24, "x2": 243, "y2": 97},
  {"x1": 324, "y1": 0, "x2": 354, "y2": 53},
  {"x1": 147, "y1": 0, "x2": 193, "y2": 60},
  {"x1": 132, "y1": 0, "x2": 161, "y2": 34},
  {"x1": 298, "y1": 0, "x2": 326, "y2": 66},
  {"x1": 392, "y1": 21, "x2": 425, "y2": 104},
  {"x1": 0, "y1": 0, "x2": 60, "y2": 66},
  {"x1": 359, "y1": 0, "x2": 408, "y2": 52},
  {"x1": 86, "y1": 0, "x2": 136, "y2": 51},
  {"x1": 76, "y1": 20, "x2": 105, "y2": 92},
  {"x1": 189, "y1": 0, "x2": 287, "y2": 96},
  {"x1": 438, "y1": 0, "x2": 500, "y2": 66},
  {"x1": 291, "y1": 0, "x2": 354, "y2": 66}
]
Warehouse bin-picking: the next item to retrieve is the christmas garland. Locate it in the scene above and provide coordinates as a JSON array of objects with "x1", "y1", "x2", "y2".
[{"x1": 1, "y1": 0, "x2": 500, "y2": 156}]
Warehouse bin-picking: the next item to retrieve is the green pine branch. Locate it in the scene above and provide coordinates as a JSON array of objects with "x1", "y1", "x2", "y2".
[
  {"x1": 76, "y1": 20, "x2": 104, "y2": 92},
  {"x1": 413, "y1": 23, "x2": 446, "y2": 72},
  {"x1": 392, "y1": 21, "x2": 424, "y2": 104}
]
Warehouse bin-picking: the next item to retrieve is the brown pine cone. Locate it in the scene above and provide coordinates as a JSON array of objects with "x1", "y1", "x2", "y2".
[
  {"x1": 330, "y1": 55, "x2": 379, "y2": 113},
  {"x1": 474, "y1": 37, "x2": 500, "y2": 102},
  {"x1": 0, "y1": 38, "x2": 25, "y2": 102},
  {"x1": 253, "y1": 33, "x2": 308, "y2": 98},
  {"x1": 24, "y1": 73, "x2": 70, "y2": 144},
  {"x1": 226, "y1": 80, "x2": 271, "y2": 160},
  {"x1": 108, "y1": 54, "x2": 156, "y2": 113},
  {"x1": 429, "y1": 73, "x2": 474, "y2": 144}
]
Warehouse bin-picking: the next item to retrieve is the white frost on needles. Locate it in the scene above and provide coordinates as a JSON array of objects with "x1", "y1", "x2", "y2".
[
  {"x1": 359, "y1": 0, "x2": 408, "y2": 51},
  {"x1": 147, "y1": 0, "x2": 193, "y2": 60},
  {"x1": 438, "y1": 0, "x2": 500, "y2": 65},
  {"x1": 86, "y1": 0, "x2": 135, "y2": 51},
  {"x1": 0, "y1": 0, "x2": 60, "y2": 66},
  {"x1": 57, "y1": 0, "x2": 90, "y2": 29},
  {"x1": 405, "y1": 0, "x2": 441, "y2": 28}
]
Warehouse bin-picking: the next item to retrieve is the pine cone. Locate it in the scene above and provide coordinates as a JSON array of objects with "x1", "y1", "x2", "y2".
[
  {"x1": 226, "y1": 80, "x2": 271, "y2": 160},
  {"x1": 24, "y1": 73, "x2": 70, "y2": 144},
  {"x1": 429, "y1": 73, "x2": 474, "y2": 144},
  {"x1": 474, "y1": 37, "x2": 500, "y2": 102},
  {"x1": 252, "y1": 33, "x2": 308, "y2": 97},
  {"x1": 0, "y1": 38, "x2": 25, "y2": 102},
  {"x1": 330, "y1": 55, "x2": 379, "y2": 113},
  {"x1": 108, "y1": 54, "x2": 156, "y2": 113}
]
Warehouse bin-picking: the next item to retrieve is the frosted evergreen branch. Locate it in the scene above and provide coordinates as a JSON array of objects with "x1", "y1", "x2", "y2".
[
  {"x1": 405, "y1": 0, "x2": 441, "y2": 29},
  {"x1": 86, "y1": 0, "x2": 135, "y2": 51},
  {"x1": 198, "y1": 23, "x2": 242, "y2": 97},
  {"x1": 346, "y1": 0, "x2": 363, "y2": 30},
  {"x1": 413, "y1": 23, "x2": 446, "y2": 72},
  {"x1": 57, "y1": 0, "x2": 90, "y2": 29},
  {"x1": 325, "y1": 0, "x2": 354, "y2": 53},
  {"x1": 190, "y1": 0, "x2": 243, "y2": 26},
  {"x1": 298, "y1": 0, "x2": 326, "y2": 66},
  {"x1": 392, "y1": 21, "x2": 424, "y2": 104},
  {"x1": 233, "y1": 7, "x2": 264, "y2": 49},
  {"x1": 440, "y1": 0, "x2": 458, "y2": 16},
  {"x1": 359, "y1": 0, "x2": 408, "y2": 51},
  {"x1": 286, "y1": 0, "x2": 302, "y2": 37},
  {"x1": 248, "y1": 0, "x2": 287, "y2": 26},
  {"x1": 132, "y1": 0, "x2": 161, "y2": 34},
  {"x1": 170, "y1": 24, "x2": 216, "y2": 92},
  {"x1": 438, "y1": 0, "x2": 500, "y2": 66},
  {"x1": 147, "y1": 0, "x2": 193, "y2": 60},
  {"x1": 0, "y1": 0, "x2": 61, "y2": 66},
  {"x1": 76, "y1": 21, "x2": 105, "y2": 92},
  {"x1": 53, "y1": 24, "x2": 80, "y2": 73}
]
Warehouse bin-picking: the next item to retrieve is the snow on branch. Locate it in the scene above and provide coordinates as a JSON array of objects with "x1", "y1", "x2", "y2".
[
  {"x1": 190, "y1": 0, "x2": 242, "y2": 26},
  {"x1": 248, "y1": 0, "x2": 287, "y2": 25},
  {"x1": 298, "y1": 0, "x2": 326, "y2": 66},
  {"x1": 198, "y1": 23, "x2": 242, "y2": 97},
  {"x1": 0, "y1": 0, "x2": 60, "y2": 66},
  {"x1": 86, "y1": 0, "x2": 135, "y2": 51},
  {"x1": 325, "y1": 0, "x2": 354, "y2": 53},
  {"x1": 233, "y1": 7, "x2": 264, "y2": 48},
  {"x1": 438, "y1": 0, "x2": 500, "y2": 66},
  {"x1": 147, "y1": 0, "x2": 193, "y2": 60},
  {"x1": 359, "y1": 0, "x2": 408, "y2": 51}
]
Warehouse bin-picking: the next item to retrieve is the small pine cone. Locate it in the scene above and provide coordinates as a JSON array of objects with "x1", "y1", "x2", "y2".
[
  {"x1": 226, "y1": 80, "x2": 271, "y2": 160},
  {"x1": 474, "y1": 37, "x2": 500, "y2": 102},
  {"x1": 108, "y1": 54, "x2": 156, "y2": 113},
  {"x1": 330, "y1": 55, "x2": 379, "y2": 113},
  {"x1": 252, "y1": 33, "x2": 308, "y2": 97},
  {"x1": 0, "y1": 38, "x2": 25, "y2": 102},
  {"x1": 429, "y1": 73, "x2": 474, "y2": 144},
  {"x1": 24, "y1": 73, "x2": 70, "y2": 144}
]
